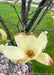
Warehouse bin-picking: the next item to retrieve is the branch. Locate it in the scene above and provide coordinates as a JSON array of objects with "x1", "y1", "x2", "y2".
[
  {"x1": 32, "y1": 0, "x2": 53, "y2": 32},
  {"x1": 25, "y1": 0, "x2": 47, "y2": 33},
  {"x1": 21, "y1": 0, "x2": 26, "y2": 30},
  {"x1": 26, "y1": 0, "x2": 32, "y2": 24},
  {"x1": 0, "y1": 16, "x2": 14, "y2": 45}
]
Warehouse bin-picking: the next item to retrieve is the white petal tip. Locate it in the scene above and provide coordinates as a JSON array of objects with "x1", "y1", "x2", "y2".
[{"x1": 44, "y1": 31, "x2": 48, "y2": 34}]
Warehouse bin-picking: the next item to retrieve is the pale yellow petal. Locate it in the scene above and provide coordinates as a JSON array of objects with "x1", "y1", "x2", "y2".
[
  {"x1": 34, "y1": 31, "x2": 48, "y2": 57},
  {"x1": 29, "y1": 32, "x2": 37, "y2": 38},
  {"x1": 24, "y1": 32, "x2": 37, "y2": 57},
  {"x1": 0, "y1": 45, "x2": 4, "y2": 53},
  {"x1": 0, "y1": 45, "x2": 30, "y2": 64},
  {"x1": 14, "y1": 32, "x2": 29, "y2": 51},
  {"x1": 0, "y1": 29, "x2": 7, "y2": 41},
  {"x1": 35, "y1": 53, "x2": 53, "y2": 66},
  {"x1": 16, "y1": 58, "x2": 31, "y2": 64},
  {"x1": 2, "y1": 46, "x2": 26, "y2": 62},
  {"x1": 27, "y1": 32, "x2": 37, "y2": 50}
]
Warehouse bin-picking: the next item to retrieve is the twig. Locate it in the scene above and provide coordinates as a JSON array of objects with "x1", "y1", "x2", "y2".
[
  {"x1": 32, "y1": 0, "x2": 53, "y2": 32},
  {"x1": 16, "y1": 21, "x2": 20, "y2": 32},
  {"x1": 40, "y1": 14, "x2": 54, "y2": 21},
  {"x1": 13, "y1": 5, "x2": 21, "y2": 23},
  {"x1": 0, "y1": 16, "x2": 14, "y2": 45},
  {"x1": 7, "y1": 17, "x2": 16, "y2": 25},
  {"x1": 5, "y1": 2, "x2": 21, "y2": 33},
  {"x1": 26, "y1": 0, "x2": 32, "y2": 24},
  {"x1": 28, "y1": 10, "x2": 35, "y2": 16},
  {"x1": 28, "y1": 15, "x2": 54, "y2": 21},
  {"x1": 5, "y1": 1, "x2": 21, "y2": 23},
  {"x1": 7, "y1": 17, "x2": 20, "y2": 32},
  {"x1": 28, "y1": 10, "x2": 54, "y2": 21},
  {"x1": 41, "y1": 16, "x2": 52, "y2": 21},
  {"x1": 28, "y1": 1, "x2": 52, "y2": 17},
  {"x1": 36, "y1": 28, "x2": 54, "y2": 30}
]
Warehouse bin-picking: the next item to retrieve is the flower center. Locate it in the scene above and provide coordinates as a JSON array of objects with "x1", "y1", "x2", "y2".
[{"x1": 27, "y1": 50, "x2": 35, "y2": 58}]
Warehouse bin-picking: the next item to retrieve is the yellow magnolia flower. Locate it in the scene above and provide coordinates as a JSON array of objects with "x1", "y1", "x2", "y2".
[
  {"x1": 51, "y1": 12, "x2": 54, "y2": 19},
  {"x1": 0, "y1": 31, "x2": 53, "y2": 66},
  {"x1": 0, "y1": 29, "x2": 7, "y2": 41}
]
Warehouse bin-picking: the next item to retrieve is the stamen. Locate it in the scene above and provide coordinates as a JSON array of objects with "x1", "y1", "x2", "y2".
[{"x1": 27, "y1": 50, "x2": 35, "y2": 58}]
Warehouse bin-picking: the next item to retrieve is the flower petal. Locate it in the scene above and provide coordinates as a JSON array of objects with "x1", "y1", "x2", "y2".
[
  {"x1": 34, "y1": 31, "x2": 48, "y2": 57},
  {"x1": 14, "y1": 32, "x2": 29, "y2": 51},
  {"x1": 15, "y1": 58, "x2": 31, "y2": 64},
  {"x1": 0, "y1": 45, "x2": 4, "y2": 53},
  {"x1": 27, "y1": 32, "x2": 37, "y2": 50},
  {"x1": 35, "y1": 53, "x2": 53, "y2": 66},
  {"x1": 0, "y1": 29, "x2": 7, "y2": 41},
  {"x1": 1, "y1": 45, "x2": 27, "y2": 63},
  {"x1": 29, "y1": 32, "x2": 37, "y2": 38}
]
